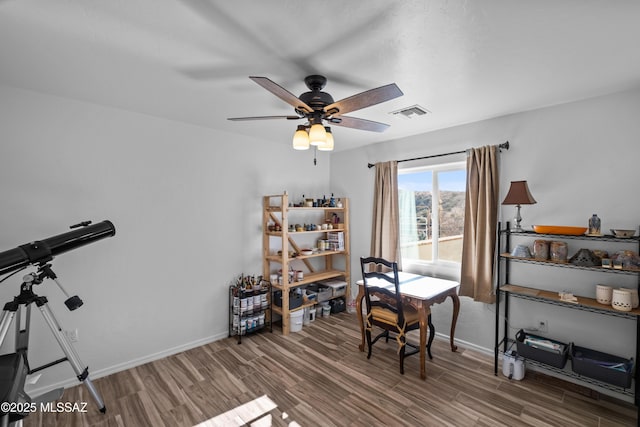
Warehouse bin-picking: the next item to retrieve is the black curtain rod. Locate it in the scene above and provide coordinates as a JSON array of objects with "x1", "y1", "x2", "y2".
[{"x1": 367, "y1": 141, "x2": 509, "y2": 168}]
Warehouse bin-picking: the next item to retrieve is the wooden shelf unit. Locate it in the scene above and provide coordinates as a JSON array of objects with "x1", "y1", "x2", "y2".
[{"x1": 263, "y1": 193, "x2": 350, "y2": 335}]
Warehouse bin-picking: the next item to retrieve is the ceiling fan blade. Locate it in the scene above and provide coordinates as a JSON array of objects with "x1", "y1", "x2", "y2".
[
  {"x1": 228, "y1": 115, "x2": 303, "y2": 121},
  {"x1": 249, "y1": 76, "x2": 314, "y2": 114},
  {"x1": 325, "y1": 83, "x2": 403, "y2": 116},
  {"x1": 331, "y1": 116, "x2": 390, "y2": 132}
]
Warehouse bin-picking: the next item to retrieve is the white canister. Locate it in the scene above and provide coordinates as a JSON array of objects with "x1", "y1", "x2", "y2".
[
  {"x1": 595, "y1": 284, "x2": 613, "y2": 305},
  {"x1": 619, "y1": 287, "x2": 639, "y2": 308},
  {"x1": 612, "y1": 289, "x2": 633, "y2": 312},
  {"x1": 261, "y1": 292, "x2": 268, "y2": 309}
]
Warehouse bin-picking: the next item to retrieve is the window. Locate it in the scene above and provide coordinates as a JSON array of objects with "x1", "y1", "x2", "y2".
[{"x1": 398, "y1": 161, "x2": 466, "y2": 274}]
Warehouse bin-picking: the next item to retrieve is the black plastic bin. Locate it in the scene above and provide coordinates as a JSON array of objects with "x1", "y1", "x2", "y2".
[
  {"x1": 273, "y1": 290, "x2": 303, "y2": 309},
  {"x1": 329, "y1": 297, "x2": 345, "y2": 314},
  {"x1": 571, "y1": 344, "x2": 634, "y2": 388},
  {"x1": 515, "y1": 329, "x2": 569, "y2": 369}
]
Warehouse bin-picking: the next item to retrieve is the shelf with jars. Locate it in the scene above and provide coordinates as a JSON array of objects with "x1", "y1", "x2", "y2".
[
  {"x1": 495, "y1": 222, "x2": 640, "y2": 402},
  {"x1": 229, "y1": 274, "x2": 271, "y2": 344},
  {"x1": 263, "y1": 192, "x2": 350, "y2": 335}
]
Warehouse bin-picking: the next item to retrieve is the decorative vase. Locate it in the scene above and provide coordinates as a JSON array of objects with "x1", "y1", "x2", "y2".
[
  {"x1": 533, "y1": 240, "x2": 550, "y2": 260},
  {"x1": 595, "y1": 284, "x2": 613, "y2": 304},
  {"x1": 588, "y1": 214, "x2": 601, "y2": 235},
  {"x1": 550, "y1": 241, "x2": 568, "y2": 262},
  {"x1": 569, "y1": 248, "x2": 600, "y2": 267},
  {"x1": 611, "y1": 289, "x2": 632, "y2": 312},
  {"x1": 511, "y1": 244, "x2": 532, "y2": 258},
  {"x1": 619, "y1": 287, "x2": 639, "y2": 308}
]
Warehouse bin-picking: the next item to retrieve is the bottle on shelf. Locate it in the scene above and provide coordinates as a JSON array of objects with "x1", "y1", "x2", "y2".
[{"x1": 588, "y1": 214, "x2": 601, "y2": 235}]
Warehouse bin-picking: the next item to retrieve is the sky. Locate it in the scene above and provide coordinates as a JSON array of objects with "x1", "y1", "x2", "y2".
[{"x1": 398, "y1": 170, "x2": 466, "y2": 192}]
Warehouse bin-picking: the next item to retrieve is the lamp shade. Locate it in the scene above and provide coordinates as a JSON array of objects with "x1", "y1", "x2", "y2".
[
  {"x1": 292, "y1": 125, "x2": 310, "y2": 150},
  {"x1": 308, "y1": 123, "x2": 327, "y2": 146},
  {"x1": 318, "y1": 127, "x2": 334, "y2": 151},
  {"x1": 502, "y1": 180, "x2": 537, "y2": 205}
]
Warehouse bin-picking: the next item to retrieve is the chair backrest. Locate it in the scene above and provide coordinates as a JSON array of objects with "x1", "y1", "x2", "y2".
[{"x1": 360, "y1": 256, "x2": 405, "y2": 327}]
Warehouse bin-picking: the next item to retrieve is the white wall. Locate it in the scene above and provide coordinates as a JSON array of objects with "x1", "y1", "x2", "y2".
[
  {"x1": 2, "y1": 83, "x2": 639, "y2": 398},
  {"x1": 0, "y1": 85, "x2": 331, "y2": 393},
  {"x1": 331, "y1": 88, "x2": 640, "y2": 366}
]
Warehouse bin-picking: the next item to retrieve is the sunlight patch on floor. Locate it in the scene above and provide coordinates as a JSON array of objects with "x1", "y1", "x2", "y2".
[{"x1": 193, "y1": 395, "x2": 300, "y2": 427}]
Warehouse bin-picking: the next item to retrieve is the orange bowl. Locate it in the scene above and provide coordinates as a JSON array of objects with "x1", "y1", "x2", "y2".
[{"x1": 532, "y1": 225, "x2": 587, "y2": 235}]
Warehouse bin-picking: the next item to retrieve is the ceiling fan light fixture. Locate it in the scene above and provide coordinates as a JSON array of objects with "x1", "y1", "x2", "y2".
[
  {"x1": 318, "y1": 127, "x2": 334, "y2": 151},
  {"x1": 308, "y1": 123, "x2": 327, "y2": 146},
  {"x1": 292, "y1": 125, "x2": 310, "y2": 150},
  {"x1": 230, "y1": 75, "x2": 404, "y2": 157}
]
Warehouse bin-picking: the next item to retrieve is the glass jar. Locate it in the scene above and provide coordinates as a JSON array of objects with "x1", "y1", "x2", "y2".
[
  {"x1": 550, "y1": 241, "x2": 568, "y2": 262},
  {"x1": 533, "y1": 240, "x2": 550, "y2": 260}
]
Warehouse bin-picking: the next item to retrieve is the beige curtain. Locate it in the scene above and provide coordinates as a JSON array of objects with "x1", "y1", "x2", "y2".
[
  {"x1": 460, "y1": 146, "x2": 499, "y2": 303},
  {"x1": 370, "y1": 161, "x2": 400, "y2": 263}
]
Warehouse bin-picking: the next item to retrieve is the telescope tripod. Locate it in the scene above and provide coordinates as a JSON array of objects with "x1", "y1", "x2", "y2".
[{"x1": 0, "y1": 265, "x2": 105, "y2": 426}]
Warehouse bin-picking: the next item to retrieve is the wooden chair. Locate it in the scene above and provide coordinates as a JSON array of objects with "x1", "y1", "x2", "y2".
[{"x1": 360, "y1": 256, "x2": 433, "y2": 375}]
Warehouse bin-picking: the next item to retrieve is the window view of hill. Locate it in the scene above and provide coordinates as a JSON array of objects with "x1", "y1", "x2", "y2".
[{"x1": 414, "y1": 191, "x2": 465, "y2": 239}]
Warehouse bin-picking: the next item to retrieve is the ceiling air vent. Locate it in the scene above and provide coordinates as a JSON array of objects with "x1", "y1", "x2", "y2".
[{"x1": 389, "y1": 104, "x2": 430, "y2": 119}]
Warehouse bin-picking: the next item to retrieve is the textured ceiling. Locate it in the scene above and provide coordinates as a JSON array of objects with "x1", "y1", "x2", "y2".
[{"x1": 1, "y1": 0, "x2": 639, "y2": 151}]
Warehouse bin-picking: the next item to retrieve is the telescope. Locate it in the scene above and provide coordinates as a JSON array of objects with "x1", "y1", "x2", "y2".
[
  {"x1": 0, "y1": 220, "x2": 115, "y2": 420},
  {"x1": 0, "y1": 220, "x2": 116, "y2": 276}
]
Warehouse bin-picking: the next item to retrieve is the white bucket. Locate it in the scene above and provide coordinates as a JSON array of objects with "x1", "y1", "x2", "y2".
[
  {"x1": 322, "y1": 304, "x2": 331, "y2": 318},
  {"x1": 309, "y1": 307, "x2": 316, "y2": 322},
  {"x1": 290, "y1": 310, "x2": 304, "y2": 332}
]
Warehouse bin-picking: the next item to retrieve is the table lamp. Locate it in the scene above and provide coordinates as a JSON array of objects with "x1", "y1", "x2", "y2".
[{"x1": 502, "y1": 180, "x2": 537, "y2": 232}]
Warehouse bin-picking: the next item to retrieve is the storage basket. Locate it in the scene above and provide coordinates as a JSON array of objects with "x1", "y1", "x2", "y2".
[
  {"x1": 273, "y1": 290, "x2": 303, "y2": 309},
  {"x1": 306, "y1": 283, "x2": 332, "y2": 302},
  {"x1": 515, "y1": 329, "x2": 569, "y2": 369},
  {"x1": 571, "y1": 344, "x2": 634, "y2": 388},
  {"x1": 319, "y1": 279, "x2": 347, "y2": 298},
  {"x1": 329, "y1": 297, "x2": 345, "y2": 314}
]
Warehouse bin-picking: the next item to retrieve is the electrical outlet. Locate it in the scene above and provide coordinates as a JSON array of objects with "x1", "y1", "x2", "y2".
[
  {"x1": 64, "y1": 329, "x2": 79, "y2": 343},
  {"x1": 536, "y1": 319, "x2": 548, "y2": 333}
]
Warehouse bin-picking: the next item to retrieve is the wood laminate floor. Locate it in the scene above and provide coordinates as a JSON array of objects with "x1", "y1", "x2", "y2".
[{"x1": 23, "y1": 312, "x2": 638, "y2": 426}]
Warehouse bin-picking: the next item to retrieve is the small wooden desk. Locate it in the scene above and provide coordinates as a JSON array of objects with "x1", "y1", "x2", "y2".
[{"x1": 356, "y1": 272, "x2": 460, "y2": 379}]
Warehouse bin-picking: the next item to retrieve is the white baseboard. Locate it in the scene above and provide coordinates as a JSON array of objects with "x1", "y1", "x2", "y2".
[
  {"x1": 25, "y1": 330, "x2": 229, "y2": 397},
  {"x1": 434, "y1": 332, "x2": 494, "y2": 356}
]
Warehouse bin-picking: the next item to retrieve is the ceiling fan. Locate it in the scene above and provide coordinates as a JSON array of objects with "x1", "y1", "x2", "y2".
[{"x1": 228, "y1": 75, "x2": 403, "y2": 151}]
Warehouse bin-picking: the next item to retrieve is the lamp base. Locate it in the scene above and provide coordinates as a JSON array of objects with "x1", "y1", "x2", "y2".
[{"x1": 510, "y1": 205, "x2": 524, "y2": 233}]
